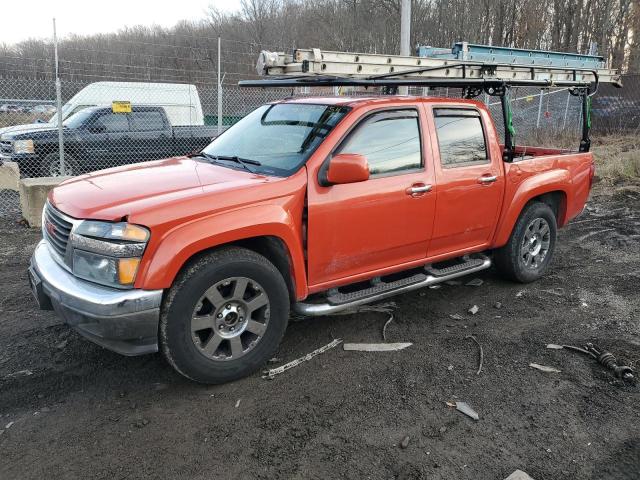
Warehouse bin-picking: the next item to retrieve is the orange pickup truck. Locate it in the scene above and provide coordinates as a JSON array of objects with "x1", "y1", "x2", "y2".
[{"x1": 29, "y1": 96, "x2": 595, "y2": 383}]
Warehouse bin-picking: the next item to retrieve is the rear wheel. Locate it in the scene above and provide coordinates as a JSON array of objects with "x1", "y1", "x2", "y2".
[
  {"x1": 160, "y1": 247, "x2": 289, "y2": 384},
  {"x1": 494, "y1": 202, "x2": 557, "y2": 283}
]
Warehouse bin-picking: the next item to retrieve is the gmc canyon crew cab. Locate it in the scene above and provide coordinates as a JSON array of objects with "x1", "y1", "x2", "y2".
[{"x1": 29, "y1": 96, "x2": 595, "y2": 383}]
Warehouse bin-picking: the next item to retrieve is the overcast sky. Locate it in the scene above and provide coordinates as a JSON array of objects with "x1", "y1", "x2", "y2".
[{"x1": 1, "y1": 0, "x2": 243, "y2": 45}]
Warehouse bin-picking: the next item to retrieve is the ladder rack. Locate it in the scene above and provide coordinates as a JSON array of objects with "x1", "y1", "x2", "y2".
[{"x1": 240, "y1": 47, "x2": 621, "y2": 89}]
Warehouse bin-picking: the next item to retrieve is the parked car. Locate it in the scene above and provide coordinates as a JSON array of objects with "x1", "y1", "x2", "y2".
[
  {"x1": 29, "y1": 96, "x2": 595, "y2": 383},
  {"x1": 0, "y1": 104, "x2": 22, "y2": 113},
  {"x1": 0, "y1": 81, "x2": 207, "y2": 138},
  {"x1": 0, "y1": 105, "x2": 217, "y2": 177}
]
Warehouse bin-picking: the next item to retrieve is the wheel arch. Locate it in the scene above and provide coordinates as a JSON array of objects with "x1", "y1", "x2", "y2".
[
  {"x1": 493, "y1": 176, "x2": 570, "y2": 248},
  {"x1": 137, "y1": 206, "x2": 308, "y2": 300}
]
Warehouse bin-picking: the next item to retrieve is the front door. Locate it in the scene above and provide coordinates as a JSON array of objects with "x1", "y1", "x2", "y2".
[
  {"x1": 427, "y1": 106, "x2": 504, "y2": 257},
  {"x1": 84, "y1": 110, "x2": 132, "y2": 170},
  {"x1": 307, "y1": 107, "x2": 437, "y2": 288}
]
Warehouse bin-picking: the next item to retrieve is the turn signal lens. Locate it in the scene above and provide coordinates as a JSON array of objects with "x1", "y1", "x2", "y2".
[
  {"x1": 122, "y1": 224, "x2": 150, "y2": 242},
  {"x1": 118, "y1": 258, "x2": 141, "y2": 285}
]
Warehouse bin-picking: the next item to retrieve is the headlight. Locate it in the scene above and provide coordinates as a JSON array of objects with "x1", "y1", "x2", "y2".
[
  {"x1": 13, "y1": 139, "x2": 34, "y2": 154},
  {"x1": 70, "y1": 221, "x2": 150, "y2": 288}
]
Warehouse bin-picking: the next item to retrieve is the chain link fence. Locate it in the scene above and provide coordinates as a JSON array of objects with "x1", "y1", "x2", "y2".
[{"x1": 0, "y1": 46, "x2": 637, "y2": 218}]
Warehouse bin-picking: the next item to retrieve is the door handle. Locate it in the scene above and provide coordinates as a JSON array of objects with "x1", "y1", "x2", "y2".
[
  {"x1": 478, "y1": 175, "x2": 498, "y2": 184},
  {"x1": 406, "y1": 184, "x2": 432, "y2": 196}
]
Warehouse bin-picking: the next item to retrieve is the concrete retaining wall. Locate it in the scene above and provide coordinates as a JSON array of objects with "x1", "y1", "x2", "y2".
[
  {"x1": 18, "y1": 177, "x2": 71, "y2": 227},
  {"x1": 0, "y1": 162, "x2": 20, "y2": 191}
]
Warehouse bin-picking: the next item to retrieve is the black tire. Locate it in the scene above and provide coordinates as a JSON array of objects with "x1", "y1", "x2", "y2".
[
  {"x1": 494, "y1": 202, "x2": 557, "y2": 283},
  {"x1": 43, "y1": 152, "x2": 78, "y2": 177},
  {"x1": 160, "y1": 247, "x2": 289, "y2": 384}
]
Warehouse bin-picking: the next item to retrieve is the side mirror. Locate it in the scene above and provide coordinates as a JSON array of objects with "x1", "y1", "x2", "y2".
[{"x1": 323, "y1": 153, "x2": 370, "y2": 185}]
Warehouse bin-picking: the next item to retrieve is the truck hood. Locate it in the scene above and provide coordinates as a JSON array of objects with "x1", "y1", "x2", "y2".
[
  {"x1": 0, "y1": 122, "x2": 57, "y2": 139},
  {"x1": 50, "y1": 157, "x2": 280, "y2": 222}
]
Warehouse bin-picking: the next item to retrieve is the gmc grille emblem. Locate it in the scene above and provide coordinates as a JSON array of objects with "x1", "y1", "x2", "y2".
[{"x1": 45, "y1": 219, "x2": 56, "y2": 237}]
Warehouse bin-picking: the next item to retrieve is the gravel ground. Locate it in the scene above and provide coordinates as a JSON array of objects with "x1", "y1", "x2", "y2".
[{"x1": 0, "y1": 184, "x2": 639, "y2": 480}]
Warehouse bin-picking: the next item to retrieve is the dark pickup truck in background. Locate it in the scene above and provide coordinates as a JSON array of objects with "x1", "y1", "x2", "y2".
[{"x1": 0, "y1": 106, "x2": 217, "y2": 177}]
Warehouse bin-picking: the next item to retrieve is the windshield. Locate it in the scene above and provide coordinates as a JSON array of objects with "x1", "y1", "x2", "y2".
[
  {"x1": 49, "y1": 104, "x2": 94, "y2": 125},
  {"x1": 62, "y1": 109, "x2": 96, "y2": 128},
  {"x1": 202, "y1": 103, "x2": 350, "y2": 176}
]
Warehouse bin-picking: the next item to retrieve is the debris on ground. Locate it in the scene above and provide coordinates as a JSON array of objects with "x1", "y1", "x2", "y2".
[
  {"x1": 449, "y1": 401, "x2": 479, "y2": 421},
  {"x1": 429, "y1": 284, "x2": 441, "y2": 289},
  {"x1": 382, "y1": 313, "x2": 394, "y2": 341},
  {"x1": 555, "y1": 342, "x2": 634, "y2": 380},
  {"x1": 235, "y1": 399, "x2": 241, "y2": 408},
  {"x1": 540, "y1": 288, "x2": 565, "y2": 297},
  {"x1": 54, "y1": 339, "x2": 68, "y2": 350},
  {"x1": 262, "y1": 339, "x2": 342, "y2": 379},
  {"x1": 494, "y1": 302, "x2": 502, "y2": 309},
  {"x1": 400, "y1": 435, "x2": 410, "y2": 449},
  {"x1": 546, "y1": 344, "x2": 564, "y2": 350},
  {"x1": 5, "y1": 421, "x2": 15, "y2": 429},
  {"x1": 504, "y1": 470, "x2": 536, "y2": 480},
  {"x1": 4, "y1": 369, "x2": 33, "y2": 379},
  {"x1": 343, "y1": 342, "x2": 412, "y2": 352},
  {"x1": 529, "y1": 363, "x2": 561, "y2": 373},
  {"x1": 466, "y1": 278, "x2": 484, "y2": 287},
  {"x1": 450, "y1": 313, "x2": 464, "y2": 320},
  {"x1": 466, "y1": 335, "x2": 484, "y2": 375},
  {"x1": 267, "y1": 357, "x2": 280, "y2": 364},
  {"x1": 516, "y1": 290, "x2": 525, "y2": 297},
  {"x1": 468, "y1": 305, "x2": 479, "y2": 315}
]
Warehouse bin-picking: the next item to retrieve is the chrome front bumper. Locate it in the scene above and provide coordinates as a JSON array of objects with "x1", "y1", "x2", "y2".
[{"x1": 29, "y1": 240, "x2": 163, "y2": 355}]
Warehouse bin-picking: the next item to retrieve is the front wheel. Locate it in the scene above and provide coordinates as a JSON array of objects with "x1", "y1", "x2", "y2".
[
  {"x1": 494, "y1": 202, "x2": 557, "y2": 283},
  {"x1": 43, "y1": 152, "x2": 77, "y2": 177},
  {"x1": 160, "y1": 247, "x2": 289, "y2": 384}
]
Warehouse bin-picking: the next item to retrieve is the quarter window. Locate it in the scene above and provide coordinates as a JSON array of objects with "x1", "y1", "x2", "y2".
[
  {"x1": 337, "y1": 110, "x2": 422, "y2": 175},
  {"x1": 434, "y1": 109, "x2": 488, "y2": 167}
]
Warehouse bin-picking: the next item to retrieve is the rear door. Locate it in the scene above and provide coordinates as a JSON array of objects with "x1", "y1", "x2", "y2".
[
  {"x1": 426, "y1": 106, "x2": 504, "y2": 257},
  {"x1": 128, "y1": 109, "x2": 173, "y2": 162},
  {"x1": 306, "y1": 106, "x2": 437, "y2": 288}
]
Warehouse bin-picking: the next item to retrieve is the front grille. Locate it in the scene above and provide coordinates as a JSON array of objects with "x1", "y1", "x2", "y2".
[
  {"x1": 0, "y1": 140, "x2": 12, "y2": 156},
  {"x1": 43, "y1": 203, "x2": 73, "y2": 259}
]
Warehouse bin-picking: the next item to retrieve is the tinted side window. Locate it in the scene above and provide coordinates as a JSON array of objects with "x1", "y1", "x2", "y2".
[
  {"x1": 337, "y1": 110, "x2": 421, "y2": 175},
  {"x1": 434, "y1": 109, "x2": 488, "y2": 167},
  {"x1": 131, "y1": 111, "x2": 166, "y2": 131},
  {"x1": 94, "y1": 112, "x2": 129, "y2": 132}
]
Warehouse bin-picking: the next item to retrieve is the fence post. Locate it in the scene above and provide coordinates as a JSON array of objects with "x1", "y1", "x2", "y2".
[
  {"x1": 217, "y1": 37, "x2": 223, "y2": 136},
  {"x1": 536, "y1": 88, "x2": 544, "y2": 129},
  {"x1": 53, "y1": 18, "x2": 65, "y2": 176},
  {"x1": 562, "y1": 90, "x2": 571, "y2": 129}
]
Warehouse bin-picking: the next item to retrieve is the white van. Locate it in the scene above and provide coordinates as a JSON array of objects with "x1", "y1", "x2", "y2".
[{"x1": 49, "y1": 82, "x2": 205, "y2": 126}]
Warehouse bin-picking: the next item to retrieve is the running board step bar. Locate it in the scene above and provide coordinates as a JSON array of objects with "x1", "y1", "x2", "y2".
[{"x1": 293, "y1": 254, "x2": 492, "y2": 316}]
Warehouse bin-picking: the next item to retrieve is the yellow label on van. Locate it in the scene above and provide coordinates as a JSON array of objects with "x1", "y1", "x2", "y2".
[{"x1": 112, "y1": 101, "x2": 132, "y2": 113}]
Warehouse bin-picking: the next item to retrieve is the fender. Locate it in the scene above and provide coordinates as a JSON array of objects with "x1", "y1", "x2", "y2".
[
  {"x1": 137, "y1": 203, "x2": 308, "y2": 300},
  {"x1": 492, "y1": 168, "x2": 571, "y2": 248}
]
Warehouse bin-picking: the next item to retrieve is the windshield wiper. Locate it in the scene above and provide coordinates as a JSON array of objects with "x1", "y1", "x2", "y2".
[{"x1": 194, "y1": 152, "x2": 261, "y2": 173}]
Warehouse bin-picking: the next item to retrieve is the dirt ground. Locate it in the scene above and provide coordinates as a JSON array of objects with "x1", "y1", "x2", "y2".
[{"x1": 0, "y1": 184, "x2": 639, "y2": 480}]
